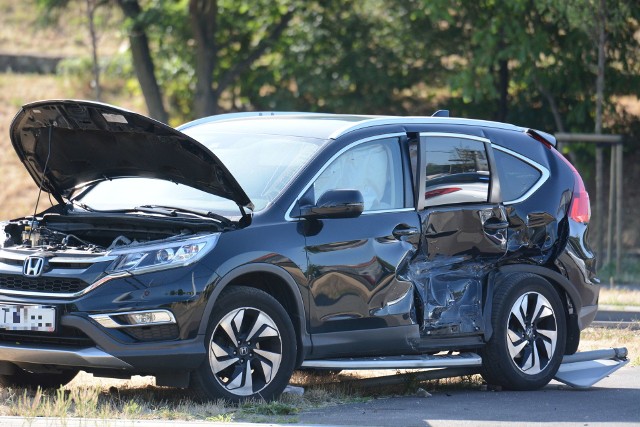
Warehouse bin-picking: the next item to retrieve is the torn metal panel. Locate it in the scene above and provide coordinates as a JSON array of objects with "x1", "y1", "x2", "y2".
[
  {"x1": 411, "y1": 206, "x2": 508, "y2": 336},
  {"x1": 555, "y1": 347, "x2": 629, "y2": 388},
  {"x1": 503, "y1": 207, "x2": 559, "y2": 264},
  {"x1": 424, "y1": 271, "x2": 483, "y2": 335}
]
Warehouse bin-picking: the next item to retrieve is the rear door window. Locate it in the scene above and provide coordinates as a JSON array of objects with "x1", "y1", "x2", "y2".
[{"x1": 421, "y1": 135, "x2": 490, "y2": 207}]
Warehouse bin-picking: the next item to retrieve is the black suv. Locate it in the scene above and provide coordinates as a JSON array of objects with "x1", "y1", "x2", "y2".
[{"x1": 0, "y1": 100, "x2": 597, "y2": 401}]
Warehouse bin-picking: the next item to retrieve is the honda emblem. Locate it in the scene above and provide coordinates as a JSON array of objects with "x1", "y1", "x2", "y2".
[{"x1": 23, "y1": 257, "x2": 45, "y2": 277}]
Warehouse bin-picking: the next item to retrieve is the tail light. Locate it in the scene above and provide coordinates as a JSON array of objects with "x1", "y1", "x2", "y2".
[
  {"x1": 554, "y1": 151, "x2": 591, "y2": 223},
  {"x1": 569, "y1": 173, "x2": 591, "y2": 223}
]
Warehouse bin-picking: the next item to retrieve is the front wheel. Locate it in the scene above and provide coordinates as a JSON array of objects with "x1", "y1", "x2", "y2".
[
  {"x1": 190, "y1": 286, "x2": 297, "y2": 402},
  {"x1": 481, "y1": 273, "x2": 566, "y2": 390}
]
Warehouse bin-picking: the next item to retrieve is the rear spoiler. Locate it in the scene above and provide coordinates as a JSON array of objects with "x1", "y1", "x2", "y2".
[{"x1": 526, "y1": 128, "x2": 557, "y2": 148}]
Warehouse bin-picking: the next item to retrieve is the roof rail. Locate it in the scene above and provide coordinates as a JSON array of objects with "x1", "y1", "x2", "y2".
[
  {"x1": 432, "y1": 110, "x2": 450, "y2": 117},
  {"x1": 328, "y1": 117, "x2": 525, "y2": 139},
  {"x1": 177, "y1": 111, "x2": 327, "y2": 131}
]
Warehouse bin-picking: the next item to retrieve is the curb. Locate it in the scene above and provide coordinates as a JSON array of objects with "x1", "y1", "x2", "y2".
[
  {"x1": 595, "y1": 310, "x2": 640, "y2": 323},
  {"x1": 591, "y1": 320, "x2": 640, "y2": 330}
]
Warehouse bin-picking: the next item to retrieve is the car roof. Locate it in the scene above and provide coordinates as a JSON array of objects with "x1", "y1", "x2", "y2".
[{"x1": 177, "y1": 112, "x2": 532, "y2": 141}]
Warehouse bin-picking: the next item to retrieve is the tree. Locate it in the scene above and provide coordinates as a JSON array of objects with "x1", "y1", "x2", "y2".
[
  {"x1": 37, "y1": 0, "x2": 109, "y2": 101},
  {"x1": 115, "y1": 0, "x2": 297, "y2": 120},
  {"x1": 244, "y1": 0, "x2": 453, "y2": 115},
  {"x1": 188, "y1": 0, "x2": 295, "y2": 116},
  {"x1": 117, "y1": 0, "x2": 168, "y2": 122}
]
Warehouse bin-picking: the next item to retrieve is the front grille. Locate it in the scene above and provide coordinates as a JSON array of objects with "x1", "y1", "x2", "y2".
[
  {"x1": 123, "y1": 324, "x2": 180, "y2": 342},
  {"x1": 0, "y1": 274, "x2": 89, "y2": 294},
  {"x1": 0, "y1": 327, "x2": 94, "y2": 347}
]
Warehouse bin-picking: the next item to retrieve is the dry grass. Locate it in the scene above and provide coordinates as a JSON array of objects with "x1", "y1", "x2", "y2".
[
  {"x1": 599, "y1": 286, "x2": 640, "y2": 307},
  {"x1": 0, "y1": 74, "x2": 76, "y2": 219},
  {"x1": 0, "y1": 1, "x2": 124, "y2": 57},
  {"x1": 579, "y1": 325, "x2": 640, "y2": 366},
  {"x1": 0, "y1": 72, "x2": 148, "y2": 219},
  {"x1": 0, "y1": 1, "x2": 148, "y2": 219}
]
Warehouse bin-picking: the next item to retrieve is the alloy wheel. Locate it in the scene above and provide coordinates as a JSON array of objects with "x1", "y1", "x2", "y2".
[
  {"x1": 208, "y1": 307, "x2": 283, "y2": 396},
  {"x1": 506, "y1": 291, "x2": 558, "y2": 375}
]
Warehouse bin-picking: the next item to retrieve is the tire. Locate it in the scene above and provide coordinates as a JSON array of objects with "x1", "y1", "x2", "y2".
[
  {"x1": 190, "y1": 286, "x2": 297, "y2": 402},
  {"x1": 481, "y1": 273, "x2": 566, "y2": 390},
  {"x1": 0, "y1": 368, "x2": 78, "y2": 389}
]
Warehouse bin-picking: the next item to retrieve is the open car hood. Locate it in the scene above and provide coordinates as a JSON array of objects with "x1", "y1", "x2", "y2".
[{"x1": 10, "y1": 100, "x2": 252, "y2": 209}]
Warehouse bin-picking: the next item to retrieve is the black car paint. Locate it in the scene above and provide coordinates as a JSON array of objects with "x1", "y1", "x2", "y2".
[
  {"x1": 0, "y1": 106, "x2": 598, "y2": 387},
  {"x1": 10, "y1": 100, "x2": 252, "y2": 208}
]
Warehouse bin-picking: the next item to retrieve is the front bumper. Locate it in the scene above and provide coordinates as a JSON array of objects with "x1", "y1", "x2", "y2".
[
  {"x1": 0, "y1": 313, "x2": 207, "y2": 375},
  {"x1": 0, "y1": 343, "x2": 131, "y2": 370}
]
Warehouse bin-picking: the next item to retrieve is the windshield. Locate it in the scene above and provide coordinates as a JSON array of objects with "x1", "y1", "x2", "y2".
[{"x1": 77, "y1": 128, "x2": 326, "y2": 214}]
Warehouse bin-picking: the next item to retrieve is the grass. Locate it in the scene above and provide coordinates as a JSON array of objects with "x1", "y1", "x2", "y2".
[
  {"x1": 0, "y1": 369, "x2": 478, "y2": 422},
  {"x1": 598, "y1": 256, "x2": 640, "y2": 285},
  {"x1": 580, "y1": 325, "x2": 640, "y2": 366},
  {"x1": 599, "y1": 286, "x2": 640, "y2": 307},
  {"x1": 0, "y1": 0, "x2": 124, "y2": 57},
  {"x1": 0, "y1": 72, "x2": 147, "y2": 221},
  {"x1": 0, "y1": 1, "x2": 147, "y2": 221}
]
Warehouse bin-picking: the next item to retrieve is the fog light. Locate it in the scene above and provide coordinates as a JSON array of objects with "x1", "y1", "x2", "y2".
[
  {"x1": 90, "y1": 309, "x2": 176, "y2": 328},
  {"x1": 124, "y1": 310, "x2": 173, "y2": 325}
]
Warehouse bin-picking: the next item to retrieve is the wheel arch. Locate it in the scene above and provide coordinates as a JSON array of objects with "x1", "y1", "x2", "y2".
[
  {"x1": 199, "y1": 263, "x2": 311, "y2": 367},
  {"x1": 484, "y1": 264, "x2": 582, "y2": 350}
]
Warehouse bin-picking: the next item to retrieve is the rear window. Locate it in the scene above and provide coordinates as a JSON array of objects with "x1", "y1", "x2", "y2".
[{"x1": 493, "y1": 148, "x2": 541, "y2": 201}]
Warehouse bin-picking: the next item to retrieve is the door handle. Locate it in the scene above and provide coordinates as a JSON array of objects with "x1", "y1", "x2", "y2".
[{"x1": 392, "y1": 225, "x2": 420, "y2": 240}]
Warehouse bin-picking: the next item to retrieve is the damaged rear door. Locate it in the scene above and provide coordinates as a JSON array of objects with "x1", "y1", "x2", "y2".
[{"x1": 412, "y1": 133, "x2": 507, "y2": 338}]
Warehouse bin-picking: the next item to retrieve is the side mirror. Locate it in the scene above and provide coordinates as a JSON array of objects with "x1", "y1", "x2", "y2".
[{"x1": 298, "y1": 189, "x2": 364, "y2": 219}]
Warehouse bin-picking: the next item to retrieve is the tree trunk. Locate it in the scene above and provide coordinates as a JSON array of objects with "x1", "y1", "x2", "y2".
[
  {"x1": 86, "y1": 0, "x2": 101, "y2": 101},
  {"x1": 593, "y1": 0, "x2": 607, "y2": 265},
  {"x1": 117, "y1": 0, "x2": 168, "y2": 123},
  {"x1": 189, "y1": 0, "x2": 218, "y2": 117},
  {"x1": 594, "y1": 0, "x2": 606, "y2": 135},
  {"x1": 496, "y1": 59, "x2": 509, "y2": 122},
  {"x1": 213, "y1": 8, "x2": 294, "y2": 104}
]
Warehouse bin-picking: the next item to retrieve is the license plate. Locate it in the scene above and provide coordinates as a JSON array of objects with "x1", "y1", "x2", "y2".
[{"x1": 0, "y1": 304, "x2": 56, "y2": 332}]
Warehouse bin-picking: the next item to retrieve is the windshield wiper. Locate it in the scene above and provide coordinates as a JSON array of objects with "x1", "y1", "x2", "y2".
[
  {"x1": 68, "y1": 200, "x2": 94, "y2": 212},
  {"x1": 134, "y1": 205, "x2": 233, "y2": 228}
]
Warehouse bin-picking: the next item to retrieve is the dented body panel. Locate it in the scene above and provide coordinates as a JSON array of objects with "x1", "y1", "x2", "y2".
[
  {"x1": 302, "y1": 122, "x2": 598, "y2": 355},
  {"x1": 413, "y1": 206, "x2": 507, "y2": 336}
]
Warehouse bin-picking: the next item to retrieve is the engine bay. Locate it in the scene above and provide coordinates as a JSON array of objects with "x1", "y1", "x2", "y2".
[{"x1": 0, "y1": 212, "x2": 226, "y2": 254}]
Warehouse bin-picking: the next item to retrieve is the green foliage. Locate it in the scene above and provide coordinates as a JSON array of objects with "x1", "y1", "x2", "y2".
[
  {"x1": 57, "y1": 53, "x2": 133, "y2": 78},
  {"x1": 34, "y1": 0, "x2": 640, "y2": 136},
  {"x1": 245, "y1": 0, "x2": 445, "y2": 114}
]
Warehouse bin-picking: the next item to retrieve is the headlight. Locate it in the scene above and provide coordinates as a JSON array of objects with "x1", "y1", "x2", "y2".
[{"x1": 107, "y1": 234, "x2": 219, "y2": 274}]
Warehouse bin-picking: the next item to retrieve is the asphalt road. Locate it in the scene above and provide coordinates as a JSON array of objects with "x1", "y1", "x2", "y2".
[{"x1": 296, "y1": 365, "x2": 640, "y2": 427}]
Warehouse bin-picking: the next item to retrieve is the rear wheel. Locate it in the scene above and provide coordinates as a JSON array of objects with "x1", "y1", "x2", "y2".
[
  {"x1": 481, "y1": 273, "x2": 566, "y2": 390},
  {"x1": 190, "y1": 286, "x2": 296, "y2": 402},
  {"x1": 0, "y1": 368, "x2": 78, "y2": 389}
]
